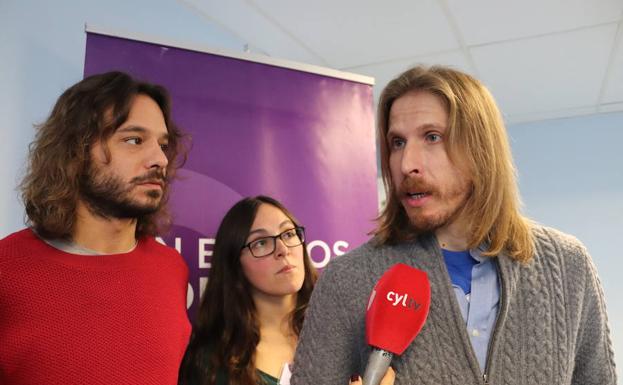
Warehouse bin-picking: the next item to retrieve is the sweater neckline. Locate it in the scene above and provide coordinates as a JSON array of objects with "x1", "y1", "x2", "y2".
[
  {"x1": 43, "y1": 237, "x2": 138, "y2": 256},
  {"x1": 23, "y1": 228, "x2": 149, "y2": 270}
]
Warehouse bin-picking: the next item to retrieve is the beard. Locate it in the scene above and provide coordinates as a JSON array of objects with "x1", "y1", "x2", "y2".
[
  {"x1": 79, "y1": 163, "x2": 167, "y2": 220},
  {"x1": 398, "y1": 175, "x2": 471, "y2": 233}
]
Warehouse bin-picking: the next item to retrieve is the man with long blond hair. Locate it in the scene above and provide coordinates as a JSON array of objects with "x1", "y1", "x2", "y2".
[
  {"x1": 292, "y1": 65, "x2": 616, "y2": 385},
  {"x1": 0, "y1": 72, "x2": 191, "y2": 385}
]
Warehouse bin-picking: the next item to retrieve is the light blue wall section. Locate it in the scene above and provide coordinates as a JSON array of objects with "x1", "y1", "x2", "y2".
[
  {"x1": 509, "y1": 112, "x2": 623, "y2": 380},
  {"x1": 0, "y1": 0, "x2": 246, "y2": 237},
  {"x1": 1, "y1": 0, "x2": 621, "y2": 378}
]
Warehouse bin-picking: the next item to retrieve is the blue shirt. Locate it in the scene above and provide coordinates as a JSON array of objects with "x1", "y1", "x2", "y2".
[
  {"x1": 442, "y1": 247, "x2": 500, "y2": 372},
  {"x1": 442, "y1": 249, "x2": 478, "y2": 294}
]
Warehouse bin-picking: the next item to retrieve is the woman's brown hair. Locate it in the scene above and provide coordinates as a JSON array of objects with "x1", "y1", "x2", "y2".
[{"x1": 178, "y1": 195, "x2": 317, "y2": 385}]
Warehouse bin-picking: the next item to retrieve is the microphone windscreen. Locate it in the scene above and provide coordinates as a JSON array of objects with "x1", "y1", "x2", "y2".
[{"x1": 365, "y1": 263, "x2": 431, "y2": 355}]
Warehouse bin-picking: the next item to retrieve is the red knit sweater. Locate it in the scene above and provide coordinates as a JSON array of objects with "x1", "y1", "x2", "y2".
[{"x1": 0, "y1": 229, "x2": 191, "y2": 385}]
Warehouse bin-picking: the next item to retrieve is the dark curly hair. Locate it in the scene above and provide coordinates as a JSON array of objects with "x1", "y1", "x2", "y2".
[{"x1": 20, "y1": 71, "x2": 187, "y2": 239}]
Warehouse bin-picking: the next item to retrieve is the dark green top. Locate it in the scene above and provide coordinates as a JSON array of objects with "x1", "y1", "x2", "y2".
[
  {"x1": 214, "y1": 370, "x2": 279, "y2": 385},
  {"x1": 177, "y1": 342, "x2": 283, "y2": 385},
  {"x1": 257, "y1": 371, "x2": 279, "y2": 385}
]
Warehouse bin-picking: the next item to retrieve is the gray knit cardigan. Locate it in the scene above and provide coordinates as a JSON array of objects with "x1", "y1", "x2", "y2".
[{"x1": 291, "y1": 226, "x2": 616, "y2": 385}]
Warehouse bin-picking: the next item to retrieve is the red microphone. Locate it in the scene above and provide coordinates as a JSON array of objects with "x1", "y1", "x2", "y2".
[{"x1": 363, "y1": 263, "x2": 431, "y2": 385}]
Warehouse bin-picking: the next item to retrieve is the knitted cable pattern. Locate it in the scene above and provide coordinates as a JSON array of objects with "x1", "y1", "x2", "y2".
[{"x1": 291, "y1": 225, "x2": 617, "y2": 385}]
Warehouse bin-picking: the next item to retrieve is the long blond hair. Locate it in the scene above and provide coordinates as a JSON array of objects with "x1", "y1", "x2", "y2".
[{"x1": 374, "y1": 65, "x2": 534, "y2": 262}]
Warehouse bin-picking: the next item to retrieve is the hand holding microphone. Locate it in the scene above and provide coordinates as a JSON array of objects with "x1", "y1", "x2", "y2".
[
  {"x1": 363, "y1": 263, "x2": 431, "y2": 385},
  {"x1": 350, "y1": 367, "x2": 395, "y2": 385}
]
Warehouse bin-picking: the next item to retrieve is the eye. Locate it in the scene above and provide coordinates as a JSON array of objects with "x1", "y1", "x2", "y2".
[
  {"x1": 250, "y1": 238, "x2": 268, "y2": 249},
  {"x1": 282, "y1": 229, "x2": 297, "y2": 239},
  {"x1": 160, "y1": 143, "x2": 170, "y2": 152},
  {"x1": 124, "y1": 137, "x2": 143, "y2": 145},
  {"x1": 425, "y1": 132, "x2": 442, "y2": 143},
  {"x1": 389, "y1": 136, "x2": 406, "y2": 150}
]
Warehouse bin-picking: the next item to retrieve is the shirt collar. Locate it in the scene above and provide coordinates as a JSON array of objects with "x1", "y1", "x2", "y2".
[{"x1": 469, "y1": 243, "x2": 494, "y2": 263}]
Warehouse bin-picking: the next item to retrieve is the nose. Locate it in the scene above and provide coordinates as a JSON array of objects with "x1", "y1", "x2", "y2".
[
  {"x1": 147, "y1": 141, "x2": 169, "y2": 170},
  {"x1": 400, "y1": 141, "x2": 424, "y2": 176},
  {"x1": 273, "y1": 237, "x2": 289, "y2": 259}
]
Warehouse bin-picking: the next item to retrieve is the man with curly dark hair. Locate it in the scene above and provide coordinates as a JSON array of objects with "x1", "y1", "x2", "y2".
[{"x1": 0, "y1": 71, "x2": 191, "y2": 385}]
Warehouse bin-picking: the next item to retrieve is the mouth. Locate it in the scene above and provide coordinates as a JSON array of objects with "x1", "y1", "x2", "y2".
[
  {"x1": 137, "y1": 180, "x2": 164, "y2": 189},
  {"x1": 403, "y1": 190, "x2": 432, "y2": 208},
  {"x1": 406, "y1": 192, "x2": 429, "y2": 199},
  {"x1": 277, "y1": 265, "x2": 296, "y2": 274},
  {"x1": 400, "y1": 176, "x2": 434, "y2": 206},
  {"x1": 132, "y1": 169, "x2": 167, "y2": 189}
]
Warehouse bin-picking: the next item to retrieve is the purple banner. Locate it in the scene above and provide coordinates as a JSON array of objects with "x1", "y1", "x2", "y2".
[{"x1": 84, "y1": 32, "x2": 377, "y2": 315}]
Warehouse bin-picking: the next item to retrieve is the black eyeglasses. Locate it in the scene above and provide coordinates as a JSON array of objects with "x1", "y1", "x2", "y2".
[{"x1": 242, "y1": 226, "x2": 305, "y2": 258}]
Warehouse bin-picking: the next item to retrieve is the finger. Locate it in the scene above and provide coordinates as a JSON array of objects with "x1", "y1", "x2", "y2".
[
  {"x1": 349, "y1": 374, "x2": 362, "y2": 385},
  {"x1": 380, "y1": 366, "x2": 396, "y2": 385}
]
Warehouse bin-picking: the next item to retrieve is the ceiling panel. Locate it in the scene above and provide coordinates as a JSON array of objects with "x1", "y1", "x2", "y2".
[
  {"x1": 507, "y1": 106, "x2": 598, "y2": 124},
  {"x1": 602, "y1": 24, "x2": 623, "y2": 104},
  {"x1": 446, "y1": 0, "x2": 623, "y2": 45},
  {"x1": 249, "y1": 0, "x2": 459, "y2": 69},
  {"x1": 343, "y1": 50, "x2": 471, "y2": 102},
  {"x1": 184, "y1": 0, "x2": 622, "y2": 121},
  {"x1": 471, "y1": 24, "x2": 617, "y2": 117},
  {"x1": 180, "y1": 0, "x2": 328, "y2": 66}
]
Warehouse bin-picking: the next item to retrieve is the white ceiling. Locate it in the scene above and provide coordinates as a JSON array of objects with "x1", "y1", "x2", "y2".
[{"x1": 180, "y1": 0, "x2": 623, "y2": 123}]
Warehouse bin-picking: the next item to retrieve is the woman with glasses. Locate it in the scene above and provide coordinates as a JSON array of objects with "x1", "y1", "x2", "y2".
[
  {"x1": 178, "y1": 195, "x2": 395, "y2": 385},
  {"x1": 178, "y1": 195, "x2": 316, "y2": 385}
]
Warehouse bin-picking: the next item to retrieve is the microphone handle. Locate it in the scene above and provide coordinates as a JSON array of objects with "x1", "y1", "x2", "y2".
[{"x1": 363, "y1": 348, "x2": 393, "y2": 385}]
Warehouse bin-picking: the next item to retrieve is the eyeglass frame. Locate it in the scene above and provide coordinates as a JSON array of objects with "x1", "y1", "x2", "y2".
[{"x1": 241, "y1": 226, "x2": 306, "y2": 258}]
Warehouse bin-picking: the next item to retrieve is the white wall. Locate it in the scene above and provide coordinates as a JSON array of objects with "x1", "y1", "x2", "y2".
[
  {"x1": 509, "y1": 112, "x2": 623, "y2": 380},
  {"x1": 0, "y1": 0, "x2": 246, "y2": 237},
  {"x1": 2, "y1": 0, "x2": 621, "y2": 378}
]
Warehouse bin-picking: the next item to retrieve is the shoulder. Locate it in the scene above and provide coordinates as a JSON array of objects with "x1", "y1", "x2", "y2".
[
  {"x1": 532, "y1": 225, "x2": 587, "y2": 253},
  {"x1": 138, "y1": 237, "x2": 188, "y2": 271},
  {"x1": 531, "y1": 224, "x2": 590, "y2": 266},
  {"x1": 320, "y1": 238, "x2": 391, "y2": 282},
  {"x1": 307, "y1": 239, "x2": 382, "y2": 310},
  {"x1": 0, "y1": 228, "x2": 38, "y2": 246},
  {"x1": 325, "y1": 236, "x2": 433, "y2": 273},
  {"x1": 141, "y1": 236, "x2": 180, "y2": 254},
  {"x1": 528, "y1": 224, "x2": 598, "y2": 289},
  {"x1": 317, "y1": 236, "x2": 432, "y2": 296},
  {"x1": 325, "y1": 238, "x2": 379, "y2": 269},
  {"x1": 0, "y1": 228, "x2": 43, "y2": 262}
]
